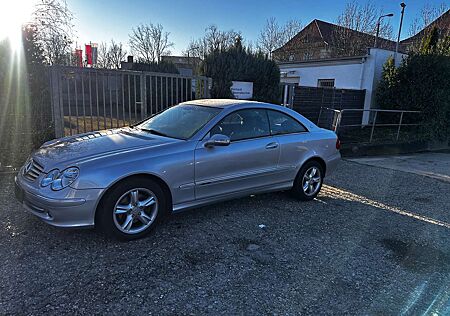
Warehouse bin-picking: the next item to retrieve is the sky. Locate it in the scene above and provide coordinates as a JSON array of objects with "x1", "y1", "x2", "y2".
[{"x1": 27, "y1": 0, "x2": 450, "y2": 55}]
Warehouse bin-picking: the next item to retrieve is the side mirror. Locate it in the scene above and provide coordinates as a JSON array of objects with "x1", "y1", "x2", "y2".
[{"x1": 204, "y1": 134, "x2": 231, "y2": 147}]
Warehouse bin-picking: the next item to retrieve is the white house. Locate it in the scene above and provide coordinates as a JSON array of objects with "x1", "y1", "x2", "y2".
[{"x1": 279, "y1": 48, "x2": 407, "y2": 123}]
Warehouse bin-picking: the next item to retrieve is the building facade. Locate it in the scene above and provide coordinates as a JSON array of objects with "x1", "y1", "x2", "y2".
[{"x1": 279, "y1": 48, "x2": 407, "y2": 123}]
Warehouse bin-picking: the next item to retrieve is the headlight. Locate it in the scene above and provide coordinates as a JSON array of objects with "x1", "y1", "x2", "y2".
[
  {"x1": 40, "y1": 167, "x2": 80, "y2": 191},
  {"x1": 40, "y1": 169, "x2": 60, "y2": 187}
]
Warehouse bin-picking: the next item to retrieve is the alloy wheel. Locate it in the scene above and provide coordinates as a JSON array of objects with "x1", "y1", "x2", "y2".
[
  {"x1": 112, "y1": 188, "x2": 158, "y2": 234},
  {"x1": 301, "y1": 166, "x2": 322, "y2": 197}
]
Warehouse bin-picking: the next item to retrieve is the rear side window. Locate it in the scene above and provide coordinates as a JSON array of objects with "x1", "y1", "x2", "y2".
[{"x1": 267, "y1": 110, "x2": 307, "y2": 135}]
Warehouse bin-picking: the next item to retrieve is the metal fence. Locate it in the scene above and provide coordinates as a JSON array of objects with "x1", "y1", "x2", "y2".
[
  {"x1": 50, "y1": 66, "x2": 211, "y2": 138},
  {"x1": 318, "y1": 107, "x2": 422, "y2": 143}
]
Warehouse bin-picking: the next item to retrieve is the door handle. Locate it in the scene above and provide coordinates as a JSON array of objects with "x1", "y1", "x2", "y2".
[{"x1": 265, "y1": 142, "x2": 279, "y2": 149}]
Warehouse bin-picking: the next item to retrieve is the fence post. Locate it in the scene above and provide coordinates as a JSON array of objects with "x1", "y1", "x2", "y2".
[
  {"x1": 396, "y1": 111, "x2": 404, "y2": 141},
  {"x1": 317, "y1": 107, "x2": 323, "y2": 125},
  {"x1": 334, "y1": 110, "x2": 343, "y2": 133},
  {"x1": 50, "y1": 66, "x2": 64, "y2": 138},
  {"x1": 203, "y1": 78, "x2": 208, "y2": 99},
  {"x1": 207, "y1": 78, "x2": 212, "y2": 98},
  {"x1": 369, "y1": 111, "x2": 378, "y2": 143},
  {"x1": 141, "y1": 74, "x2": 147, "y2": 119},
  {"x1": 289, "y1": 84, "x2": 295, "y2": 108}
]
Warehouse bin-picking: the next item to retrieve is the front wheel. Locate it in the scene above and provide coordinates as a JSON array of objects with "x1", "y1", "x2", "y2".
[
  {"x1": 291, "y1": 161, "x2": 324, "y2": 201},
  {"x1": 96, "y1": 178, "x2": 167, "y2": 241}
]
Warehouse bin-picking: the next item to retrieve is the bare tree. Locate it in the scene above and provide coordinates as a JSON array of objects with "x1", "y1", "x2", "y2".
[
  {"x1": 109, "y1": 40, "x2": 127, "y2": 69},
  {"x1": 184, "y1": 25, "x2": 241, "y2": 59},
  {"x1": 257, "y1": 17, "x2": 303, "y2": 58},
  {"x1": 96, "y1": 42, "x2": 110, "y2": 68},
  {"x1": 282, "y1": 19, "x2": 303, "y2": 44},
  {"x1": 246, "y1": 40, "x2": 256, "y2": 54},
  {"x1": 336, "y1": 1, "x2": 392, "y2": 37},
  {"x1": 409, "y1": 3, "x2": 448, "y2": 36},
  {"x1": 332, "y1": 1, "x2": 394, "y2": 57},
  {"x1": 257, "y1": 18, "x2": 282, "y2": 58},
  {"x1": 33, "y1": 0, "x2": 75, "y2": 65},
  {"x1": 96, "y1": 40, "x2": 127, "y2": 69},
  {"x1": 129, "y1": 23, "x2": 173, "y2": 63}
]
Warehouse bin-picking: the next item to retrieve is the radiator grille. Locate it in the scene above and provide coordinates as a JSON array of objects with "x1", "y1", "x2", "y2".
[{"x1": 23, "y1": 158, "x2": 45, "y2": 182}]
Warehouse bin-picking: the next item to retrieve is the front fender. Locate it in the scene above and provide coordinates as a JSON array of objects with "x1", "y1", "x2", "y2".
[{"x1": 70, "y1": 141, "x2": 197, "y2": 205}]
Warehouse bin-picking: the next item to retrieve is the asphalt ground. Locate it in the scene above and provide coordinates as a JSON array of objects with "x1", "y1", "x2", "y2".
[{"x1": 1, "y1": 159, "x2": 449, "y2": 315}]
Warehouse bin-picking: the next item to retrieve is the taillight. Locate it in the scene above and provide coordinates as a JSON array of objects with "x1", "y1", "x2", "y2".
[{"x1": 336, "y1": 138, "x2": 341, "y2": 150}]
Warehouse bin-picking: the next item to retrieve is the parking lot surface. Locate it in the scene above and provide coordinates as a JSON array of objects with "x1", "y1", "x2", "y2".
[
  {"x1": 348, "y1": 152, "x2": 450, "y2": 183},
  {"x1": 1, "y1": 160, "x2": 449, "y2": 315}
]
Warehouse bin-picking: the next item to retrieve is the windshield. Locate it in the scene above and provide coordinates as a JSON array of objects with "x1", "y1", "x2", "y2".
[{"x1": 137, "y1": 104, "x2": 221, "y2": 140}]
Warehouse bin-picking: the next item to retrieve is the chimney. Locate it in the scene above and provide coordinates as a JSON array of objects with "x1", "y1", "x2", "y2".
[{"x1": 127, "y1": 55, "x2": 134, "y2": 63}]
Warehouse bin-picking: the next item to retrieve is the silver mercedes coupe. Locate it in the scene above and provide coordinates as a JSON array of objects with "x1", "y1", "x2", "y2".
[{"x1": 15, "y1": 99, "x2": 340, "y2": 240}]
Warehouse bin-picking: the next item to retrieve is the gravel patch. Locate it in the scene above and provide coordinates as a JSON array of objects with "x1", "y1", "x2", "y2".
[{"x1": 1, "y1": 160, "x2": 449, "y2": 315}]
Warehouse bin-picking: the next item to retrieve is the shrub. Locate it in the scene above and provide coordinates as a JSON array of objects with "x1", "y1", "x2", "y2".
[{"x1": 376, "y1": 28, "x2": 450, "y2": 140}]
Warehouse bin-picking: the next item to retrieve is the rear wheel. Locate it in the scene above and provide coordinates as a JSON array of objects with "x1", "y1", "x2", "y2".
[
  {"x1": 291, "y1": 161, "x2": 323, "y2": 201},
  {"x1": 96, "y1": 178, "x2": 167, "y2": 240}
]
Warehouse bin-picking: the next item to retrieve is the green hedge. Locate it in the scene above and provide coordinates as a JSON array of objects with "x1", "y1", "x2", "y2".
[{"x1": 376, "y1": 29, "x2": 450, "y2": 140}]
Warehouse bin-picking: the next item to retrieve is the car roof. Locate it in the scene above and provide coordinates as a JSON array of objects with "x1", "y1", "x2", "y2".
[{"x1": 180, "y1": 99, "x2": 263, "y2": 108}]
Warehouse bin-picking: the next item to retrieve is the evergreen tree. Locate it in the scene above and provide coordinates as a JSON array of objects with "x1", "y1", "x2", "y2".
[
  {"x1": 419, "y1": 27, "x2": 440, "y2": 55},
  {"x1": 202, "y1": 37, "x2": 280, "y2": 103},
  {"x1": 376, "y1": 57, "x2": 399, "y2": 110}
]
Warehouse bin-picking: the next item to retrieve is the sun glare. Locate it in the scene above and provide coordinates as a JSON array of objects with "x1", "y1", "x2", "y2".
[{"x1": 0, "y1": 0, "x2": 36, "y2": 50}]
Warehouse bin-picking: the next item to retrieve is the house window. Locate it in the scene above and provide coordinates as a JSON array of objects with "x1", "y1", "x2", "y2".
[{"x1": 318, "y1": 79, "x2": 335, "y2": 88}]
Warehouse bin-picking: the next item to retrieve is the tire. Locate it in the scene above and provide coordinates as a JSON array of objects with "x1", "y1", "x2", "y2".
[
  {"x1": 291, "y1": 160, "x2": 324, "y2": 201},
  {"x1": 96, "y1": 177, "x2": 168, "y2": 241}
]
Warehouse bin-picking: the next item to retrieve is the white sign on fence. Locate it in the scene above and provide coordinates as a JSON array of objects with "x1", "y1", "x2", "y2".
[{"x1": 231, "y1": 81, "x2": 253, "y2": 99}]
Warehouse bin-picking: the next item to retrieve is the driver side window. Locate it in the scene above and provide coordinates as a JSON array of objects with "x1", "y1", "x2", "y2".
[{"x1": 209, "y1": 109, "x2": 270, "y2": 141}]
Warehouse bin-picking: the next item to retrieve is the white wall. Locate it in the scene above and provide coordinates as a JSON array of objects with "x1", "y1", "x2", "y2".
[{"x1": 280, "y1": 61, "x2": 364, "y2": 89}]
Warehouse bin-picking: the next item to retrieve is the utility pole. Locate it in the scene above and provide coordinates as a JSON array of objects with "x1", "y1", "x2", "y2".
[{"x1": 394, "y1": 2, "x2": 406, "y2": 64}]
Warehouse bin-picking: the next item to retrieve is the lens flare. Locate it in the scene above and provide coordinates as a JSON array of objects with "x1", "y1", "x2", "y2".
[{"x1": 0, "y1": 0, "x2": 35, "y2": 50}]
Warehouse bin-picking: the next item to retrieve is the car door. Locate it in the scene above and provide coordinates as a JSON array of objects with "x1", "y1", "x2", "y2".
[
  {"x1": 266, "y1": 109, "x2": 310, "y2": 182},
  {"x1": 194, "y1": 109, "x2": 280, "y2": 200}
]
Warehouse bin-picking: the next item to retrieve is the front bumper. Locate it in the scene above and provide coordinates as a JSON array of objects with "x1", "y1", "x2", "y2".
[{"x1": 14, "y1": 176, "x2": 104, "y2": 228}]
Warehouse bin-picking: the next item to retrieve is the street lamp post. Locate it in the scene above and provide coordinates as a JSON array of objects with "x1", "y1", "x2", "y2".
[
  {"x1": 394, "y1": 2, "x2": 406, "y2": 63},
  {"x1": 374, "y1": 13, "x2": 394, "y2": 48}
]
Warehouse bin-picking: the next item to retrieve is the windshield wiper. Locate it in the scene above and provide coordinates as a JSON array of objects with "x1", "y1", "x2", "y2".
[{"x1": 139, "y1": 128, "x2": 169, "y2": 137}]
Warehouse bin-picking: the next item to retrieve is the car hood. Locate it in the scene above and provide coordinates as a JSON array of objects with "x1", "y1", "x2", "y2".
[{"x1": 33, "y1": 127, "x2": 179, "y2": 170}]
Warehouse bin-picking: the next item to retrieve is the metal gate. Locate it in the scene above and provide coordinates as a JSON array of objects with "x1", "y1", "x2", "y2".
[
  {"x1": 49, "y1": 66, "x2": 211, "y2": 137},
  {"x1": 291, "y1": 86, "x2": 366, "y2": 129}
]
